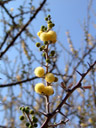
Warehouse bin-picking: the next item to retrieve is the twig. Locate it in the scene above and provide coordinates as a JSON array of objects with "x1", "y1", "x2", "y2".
[
  {"x1": 48, "y1": 119, "x2": 69, "y2": 127},
  {"x1": 0, "y1": 76, "x2": 38, "y2": 88}
]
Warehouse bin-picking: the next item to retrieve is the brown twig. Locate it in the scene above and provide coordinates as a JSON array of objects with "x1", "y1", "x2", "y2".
[
  {"x1": 45, "y1": 41, "x2": 50, "y2": 113},
  {"x1": 0, "y1": 76, "x2": 38, "y2": 88}
]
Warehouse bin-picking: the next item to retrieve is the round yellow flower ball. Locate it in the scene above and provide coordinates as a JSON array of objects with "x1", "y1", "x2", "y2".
[
  {"x1": 44, "y1": 86, "x2": 54, "y2": 96},
  {"x1": 39, "y1": 32, "x2": 50, "y2": 41},
  {"x1": 37, "y1": 31, "x2": 43, "y2": 37},
  {"x1": 47, "y1": 30, "x2": 57, "y2": 43},
  {"x1": 45, "y1": 73, "x2": 55, "y2": 83},
  {"x1": 34, "y1": 67, "x2": 45, "y2": 77},
  {"x1": 35, "y1": 83, "x2": 45, "y2": 94}
]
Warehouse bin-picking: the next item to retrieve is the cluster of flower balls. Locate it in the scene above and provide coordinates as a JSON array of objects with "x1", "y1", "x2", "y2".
[
  {"x1": 34, "y1": 67, "x2": 58, "y2": 96},
  {"x1": 37, "y1": 15, "x2": 57, "y2": 44},
  {"x1": 34, "y1": 15, "x2": 58, "y2": 96}
]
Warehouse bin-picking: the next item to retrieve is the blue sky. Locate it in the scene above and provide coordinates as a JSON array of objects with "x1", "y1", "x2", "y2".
[
  {"x1": 46, "y1": 0, "x2": 96, "y2": 47},
  {"x1": 1, "y1": 0, "x2": 96, "y2": 55}
]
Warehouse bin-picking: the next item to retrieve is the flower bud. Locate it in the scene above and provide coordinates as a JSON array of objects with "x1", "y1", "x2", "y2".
[
  {"x1": 50, "y1": 50, "x2": 55, "y2": 56},
  {"x1": 48, "y1": 15, "x2": 51, "y2": 18},
  {"x1": 46, "y1": 59, "x2": 51, "y2": 63},
  {"x1": 41, "y1": 45, "x2": 45, "y2": 50},
  {"x1": 19, "y1": 115, "x2": 24, "y2": 120},
  {"x1": 30, "y1": 110, "x2": 34, "y2": 115},
  {"x1": 32, "y1": 116, "x2": 38, "y2": 123},
  {"x1": 48, "y1": 23, "x2": 54, "y2": 29},
  {"x1": 39, "y1": 47, "x2": 43, "y2": 51},
  {"x1": 54, "y1": 77, "x2": 58, "y2": 82},
  {"x1": 44, "y1": 41, "x2": 48, "y2": 45},
  {"x1": 41, "y1": 26, "x2": 45, "y2": 31},
  {"x1": 25, "y1": 107, "x2": 29, "y2": 114},
  {"x1": 45, "y1": 17, "x2": 48, "y2": 21},
  {"x1": 34, "y1": 123, "x2": 38, "y2": 127},
  {"x1": 35, "y1": 42, "x2": 41, "y2": 47},
  {"x1": 26, "y1": 122, "x2": 30, "y2": 127}
]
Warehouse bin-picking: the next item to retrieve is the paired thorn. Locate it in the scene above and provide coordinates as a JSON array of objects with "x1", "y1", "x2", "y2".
[
  {"x1": 60, "y1": 82, "x2": 72, "y2": 92},
  {"x1": 76, "y1": 70, "x2": 85, "y2": 76},
  {"x1": 80, "y1": 86, "x2": 85, "y2": 92},
  {"x1": 75, "y1": 70, "x2": 82, "y2": 76},
  {"x1": 56, "y1": 109, "x2": 69, "y2": 120},
  {"x1": 65, "y1": 102, "x2": 73, "y2": 107},
  {"x1": 87, "y1": 62, "x2": 91, "y2": 67},
  {"x1": 59, "y1": 111, "x2": 69, "y2": 121}
]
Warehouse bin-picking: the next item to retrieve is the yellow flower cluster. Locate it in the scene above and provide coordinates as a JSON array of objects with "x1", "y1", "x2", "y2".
[
  {"x1": 34, "y1": 67, "x2": 55, "y2": 83},
  {"x1": 35, "y1": 83, "x2": 54, "y2": 96},
  {"x1": 34, "y1": 67, "x2": 55, "y2": 96},
  {"x1": 37, "y1": 30, "x2": 57, "y2": 43},
  {"x1": 34, "y1": 16, "x2": 57, "y2": 97}
]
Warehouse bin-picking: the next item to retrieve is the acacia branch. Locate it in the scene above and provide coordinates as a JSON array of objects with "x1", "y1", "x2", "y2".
[{"x1": 41, "y1": 60, "x2": 96, "y2": 128}]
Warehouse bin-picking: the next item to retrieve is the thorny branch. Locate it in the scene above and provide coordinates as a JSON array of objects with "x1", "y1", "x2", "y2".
[{"x1": 41, "y1": 60, "x2": 96, "y2": 128}]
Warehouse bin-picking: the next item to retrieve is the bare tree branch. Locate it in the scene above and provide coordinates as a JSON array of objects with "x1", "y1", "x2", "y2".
[
  {"x1": 41, "y1": 60, "x2": 96, "y2": 128},
  {"x1": 0, "y1": 76, "x2": 38, "y2": 88},
  {"x1": 0, "y1": 0, "x2": 47, "y2": 58}
]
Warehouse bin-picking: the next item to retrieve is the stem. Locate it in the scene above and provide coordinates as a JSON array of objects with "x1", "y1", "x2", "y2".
[
  {"x1": 45, "y1": 43, "x2": 50, "y2": 113},
  {"x1": 46, "y1": 96, "x2": 50, "y2": 113},
  {"x1": 27, "y1": 113, "x2": 33, "y2": 125}
]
